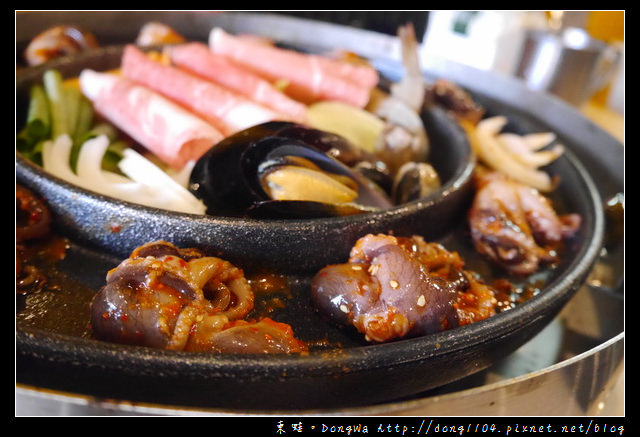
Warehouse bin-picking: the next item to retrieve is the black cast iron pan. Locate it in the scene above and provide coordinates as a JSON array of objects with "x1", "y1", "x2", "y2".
[{"x1": 16, "y1": 12, "x2": 610, "y2": 411}]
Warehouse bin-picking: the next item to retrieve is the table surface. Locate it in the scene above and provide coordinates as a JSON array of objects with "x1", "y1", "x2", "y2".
[{"x1": 581, "y1": 102, "x2": 624, "y2": 144}]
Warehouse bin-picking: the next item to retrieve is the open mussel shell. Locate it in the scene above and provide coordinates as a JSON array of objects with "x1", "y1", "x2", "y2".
[
  {"x1": 392, "y1": 161, "x2": 442, "y2": 204},
  {"x1": 188, "y1": 121, "x2": 291, "y2": 216},
  {"x1": 189, "y1": 122, "x2": 392, "y2": 219},
  {"x1": 240, "y1": 136, "x2": 392, "y2": 218}
]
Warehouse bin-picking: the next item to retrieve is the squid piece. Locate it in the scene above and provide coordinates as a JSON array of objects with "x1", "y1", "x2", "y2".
[
  {"x1": 310, "y1": 234, "x2": 498, "y2": 343},
  {"x1": 90, "y1": 241, "x2": 306, "y2": 354},
  {"x1": 468, "y1": 170, "x2": 581, "y2": 276},
  {"x1": 198, "y1": 319, "x2": 308, "y2": 354}
]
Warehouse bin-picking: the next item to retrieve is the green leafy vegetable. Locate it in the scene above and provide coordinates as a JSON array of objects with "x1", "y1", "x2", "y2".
[{"x1": 18, "y1": 68, "x2": 124, "y2": 172}]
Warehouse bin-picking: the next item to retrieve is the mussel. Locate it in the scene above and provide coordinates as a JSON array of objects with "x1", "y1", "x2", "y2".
[
  {"x1": 276, "y1": 123, "x2": 395, "y2": 197},
  {"x1": 392, "y1": 161, "x2": 441, "y2": 205},
  {"x1": 189, "y1": 121, "x2": 288, "y2": 216},
  {"x1": 189, "y1": 122, "x2": 393, "y2": 219}
]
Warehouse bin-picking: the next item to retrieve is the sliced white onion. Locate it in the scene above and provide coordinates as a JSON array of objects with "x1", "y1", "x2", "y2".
[
  {"x1": 166, "y1": 159, "x2": 196, "y2": 189},
  {"x1": 117, "y1": 148, "x2": 206, "y2": 214},
  {"x1": 42, "y1": 134, "x2": 78, "y2": 185},
  {"x1": 75, "y1": 135, "x2": 147, "y2": 198},
  {"x1": 523, "y1": 132, "x2": 557, "y2": 150},
  {"x1": 41, "y1": 134, "x2": 206, "y2": 214},
  {"x1": 497, "y1": 132, "x2": 565, "y2": 168},
  {"x1": 468, "y1": 116, "x2": 563, "y2": 192}
]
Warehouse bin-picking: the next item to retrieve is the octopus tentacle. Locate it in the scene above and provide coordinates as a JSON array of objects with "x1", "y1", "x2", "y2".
[
  {"x1": 311, "y1": 233, "x2": 496, "y2": 343},
  {"x1": 90, "y1": 241, "x2": 305, "y2": 354},
  {"x1": 468, "y1": 170, "x2": 581, "y2": 275}
]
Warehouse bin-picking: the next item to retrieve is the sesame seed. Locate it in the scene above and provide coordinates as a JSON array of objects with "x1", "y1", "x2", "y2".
[
  {"x1": 339, "y1": 304, "x2": 350, "y2": 314},
  {"x1": 368, "y1": 264, "x2": 379, "y2": 275},
  {"x1": 389, "y1": 280, "x2": 399, "y2": 289},
  {"x1": 417, "y1": 294, "x2": 426, "y2": 307}
]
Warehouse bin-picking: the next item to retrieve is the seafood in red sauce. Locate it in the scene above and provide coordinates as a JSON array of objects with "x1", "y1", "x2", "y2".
[
  {"x1": 16, "y1": 184, "x2": 51, "y2": 244},
  {"x1": 90, "y1": 241, "x2": 307, "y2": 354},
  {"x1": 310, "y1": 233, "x2": 499, "y2": 343},
  {"x1": 468, "y1": 170, "x2": 581, "y2": 276},
  {"x1": 16, "y1": 184, "x2": 53, "y2": 295}
]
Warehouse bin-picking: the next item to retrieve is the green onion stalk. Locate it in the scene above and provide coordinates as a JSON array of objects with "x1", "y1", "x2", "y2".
[{"x1": 17, "y1": 68, "x2": 124, "y2": 171}]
